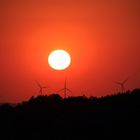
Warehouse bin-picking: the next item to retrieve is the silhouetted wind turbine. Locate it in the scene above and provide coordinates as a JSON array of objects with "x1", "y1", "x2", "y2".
[
  {"x1": 36, "y1": 81, "x2": 48, "y2": 95},
  {"x1": 114, "y1": 78, "x2": 129, "y2": 93},
  {"x1": 57, "y1": 79, "x2": 72, "y2": 98}
]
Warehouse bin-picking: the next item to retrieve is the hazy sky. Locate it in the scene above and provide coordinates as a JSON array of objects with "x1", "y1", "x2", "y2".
[{"x1": 0, "y1": 0, "x2": 140, "y2": 102}]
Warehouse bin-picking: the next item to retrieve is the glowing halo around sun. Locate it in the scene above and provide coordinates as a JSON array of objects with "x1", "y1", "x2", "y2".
[{"x1": 48, "y1": 50, "x2": 71, "y2": 70}]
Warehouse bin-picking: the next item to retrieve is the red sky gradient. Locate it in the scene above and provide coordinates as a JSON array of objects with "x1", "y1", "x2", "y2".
[{"x1": 0, "y1": 0, "x2": 140, "y2": 103}]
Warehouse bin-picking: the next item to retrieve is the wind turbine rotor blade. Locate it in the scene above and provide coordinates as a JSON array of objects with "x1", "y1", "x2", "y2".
[
  {"x1": 57, "y1": 88, "x2": 65, "y2": 92},
  {"x1": 64, "y1": 79, "x2": 67, "y2": 88},
  {"x1": 123, "y1": 78, "x2": 129, "y2": 84},
  {"x1": 114, "y1": 81, "x2": 122, "y2": 85},
  {"x1": 67, "y1": 88, "x2": 72, "y2": 93},
  {"x1": 42, "y1": 86, "x2": 48, "y2": 88},
  {"x1": 35, "y1": 80, "x2": 41, "y2": 88}
]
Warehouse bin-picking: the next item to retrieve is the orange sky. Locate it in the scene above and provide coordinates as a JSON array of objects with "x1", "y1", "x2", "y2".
[{"x1": 0, "y1": 0, "x2": 140, "y2": 102}]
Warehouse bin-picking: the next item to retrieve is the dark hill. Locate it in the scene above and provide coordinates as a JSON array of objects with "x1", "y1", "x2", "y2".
[{"x1": 0, "y1": 89, "x2": 140, "y2": 140}]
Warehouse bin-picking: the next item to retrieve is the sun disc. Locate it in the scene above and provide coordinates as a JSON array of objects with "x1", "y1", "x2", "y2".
[{"x1": 48, "y1": 50, "x2": 71, "y2": 70}]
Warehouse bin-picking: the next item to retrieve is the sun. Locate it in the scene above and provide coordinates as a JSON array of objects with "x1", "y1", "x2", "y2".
[{"x1": 48, "y1": 50, "x2": 71, "y2": 70}]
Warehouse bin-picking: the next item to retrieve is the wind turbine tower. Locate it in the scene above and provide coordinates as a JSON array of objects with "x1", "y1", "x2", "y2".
[{"x1": 58, "y1": 79, "x2": 72, "y2": 98}]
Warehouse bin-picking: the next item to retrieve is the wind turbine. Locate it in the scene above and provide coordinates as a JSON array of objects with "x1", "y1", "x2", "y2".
[
  {"x1": 57, "y1": 79, "x2": 72, "y2": 98},
  {"x1": 36, "y1": 81, "x2": 48, "y2": 95},
  {"x1": 114, "y1": 78, "x2": 129, "y2": 93}
]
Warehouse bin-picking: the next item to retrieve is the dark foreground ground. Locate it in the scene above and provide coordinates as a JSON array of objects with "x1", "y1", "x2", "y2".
[{"x1": 0, "y1": 89, "x2": 140, "y2": 140}]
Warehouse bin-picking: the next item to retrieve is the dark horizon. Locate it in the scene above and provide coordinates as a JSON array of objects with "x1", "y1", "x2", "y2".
[
  {"x1": 0, "y1": 87, "x2": 139, "y2": 104},
  {"x1": 0, "y1": 88, "x2": 140, "y2": 139}
]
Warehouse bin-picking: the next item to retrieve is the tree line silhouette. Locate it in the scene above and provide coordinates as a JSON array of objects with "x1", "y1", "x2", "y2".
[{"x1": 0, "y1": 89, "x2": 140, "y2": 139}]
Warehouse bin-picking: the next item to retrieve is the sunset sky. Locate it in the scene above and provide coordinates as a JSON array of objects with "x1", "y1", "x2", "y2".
[{"x1": 0, "y1": 0, "x2": 140, "y2": 102}]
